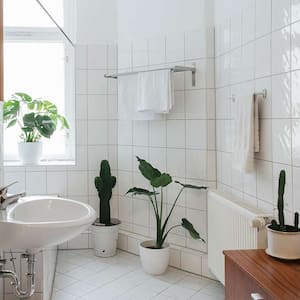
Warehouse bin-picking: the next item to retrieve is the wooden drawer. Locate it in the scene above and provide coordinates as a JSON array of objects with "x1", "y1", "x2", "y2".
[{"x1": 225, "y1": 257, "x2": 269, "y2": 300}]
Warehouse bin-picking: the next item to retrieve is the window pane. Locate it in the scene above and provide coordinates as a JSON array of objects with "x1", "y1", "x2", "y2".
[
  {"x1": 4, "y1": 0, "x2": 63, "y2": 28},
  {"x1": 4, "y1": 42, "x2": 67, "y2": 158}
]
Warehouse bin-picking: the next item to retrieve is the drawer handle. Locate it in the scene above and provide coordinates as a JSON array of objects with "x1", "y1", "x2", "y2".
[{"x1": 251, "y1": 293, "x2": 264, "y2": 300}]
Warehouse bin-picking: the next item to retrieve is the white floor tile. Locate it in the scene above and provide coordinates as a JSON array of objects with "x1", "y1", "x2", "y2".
[{"x1": 52, "y1": 249, "x2": 225, "y2": 300}]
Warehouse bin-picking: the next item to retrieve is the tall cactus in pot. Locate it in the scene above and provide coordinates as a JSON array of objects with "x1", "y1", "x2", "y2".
[{"x1": 94, "y1": 160, "x2": 116, "y2": 225}]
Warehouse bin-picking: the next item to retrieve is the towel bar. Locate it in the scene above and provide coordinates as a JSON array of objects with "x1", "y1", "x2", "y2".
[
  {"x1": 230, "y1": 88, "x2": 267, "y2": 103},
  {"x1": 104, "y1": 65, "x2": 196, "y2": 87}
]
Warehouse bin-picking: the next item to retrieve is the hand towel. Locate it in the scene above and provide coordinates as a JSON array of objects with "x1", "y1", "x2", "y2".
[
  {"x1": 137, "y1": 69, "x2": 174, "y2": 113},
  {"x1": 232, "y1": 93, "x2": 260, "y2": 173},
  {"x1": 118, "y1": 74, "x2": 164, "y2": 121}
]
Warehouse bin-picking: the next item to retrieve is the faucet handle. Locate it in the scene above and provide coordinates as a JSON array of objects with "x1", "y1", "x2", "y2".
[{"x1": 0, "y1": 182, "x2": 18, "y2": 194}]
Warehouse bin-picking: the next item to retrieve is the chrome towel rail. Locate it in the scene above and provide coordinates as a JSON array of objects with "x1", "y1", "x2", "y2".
[{"x1": 104, "y1": 65, "x2": 196, "y2": 86}]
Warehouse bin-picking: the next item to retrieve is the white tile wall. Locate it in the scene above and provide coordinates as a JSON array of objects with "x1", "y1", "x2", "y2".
[
  {"x1": 215, "y1": 0, "x2": 300, "y2": 218},
  {"x1": 117, "y1": 27, "x2": 216, "y2": 276},
  {"x1": 3, "y1": 44, "x2": 118, "y2": 250}
]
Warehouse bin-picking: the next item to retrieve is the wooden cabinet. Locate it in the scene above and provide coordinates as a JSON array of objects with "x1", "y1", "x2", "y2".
[{"x1": 224, "y1": 250, "x2": 300, "y2": 300}]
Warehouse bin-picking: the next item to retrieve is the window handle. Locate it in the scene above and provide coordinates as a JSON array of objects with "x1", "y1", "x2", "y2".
[{"x1": 251, "y1": 293, "x2": 264, "y2": 300}]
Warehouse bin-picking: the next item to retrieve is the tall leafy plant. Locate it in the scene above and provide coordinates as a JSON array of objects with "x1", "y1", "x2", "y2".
[
  {"x1": 127, "y1": 157, "x2": 207, "y2": 249},
  {"x1": 3, "y1": 93, "x2": 69, "y2": 142}
]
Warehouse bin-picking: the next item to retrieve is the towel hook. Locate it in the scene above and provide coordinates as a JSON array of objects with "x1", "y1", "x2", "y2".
[{"x1": 229, "y1": 89, "x2": 267, "y2": 103}]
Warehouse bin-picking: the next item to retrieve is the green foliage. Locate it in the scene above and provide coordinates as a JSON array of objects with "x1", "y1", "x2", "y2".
[
  {"x1": 270, "y1": 170, "x2": 300, "y2": 232},
  {"x1": 94, "y1": 160, "x2": 117, "y2": 225},
  {"x1": 3, "y1": 92, "x2": 69, "y2": 142},
  {"x1": 278, "y1": 170, "x2": 285, "y2": 230},
  {"x1": 127, "y1": 157, "x2": 207, "y2": 249}
]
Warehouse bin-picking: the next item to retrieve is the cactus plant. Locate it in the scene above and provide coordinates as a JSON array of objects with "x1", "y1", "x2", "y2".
[
  {"x1": 94, "y1": 160, "x2": 116, "y2": 225},
  {"x1": 270, "y1": 170, "x2": 300, "y2": 232}
]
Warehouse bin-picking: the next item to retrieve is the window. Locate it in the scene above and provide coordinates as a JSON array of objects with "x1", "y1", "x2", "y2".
[{"x1": 3, "y1": 0, "x2": 75, "y2": 163}]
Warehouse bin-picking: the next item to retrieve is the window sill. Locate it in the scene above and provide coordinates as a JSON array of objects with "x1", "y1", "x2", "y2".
[{"x1": 4, "y1": 160, "x2": 76, "y2": 167}]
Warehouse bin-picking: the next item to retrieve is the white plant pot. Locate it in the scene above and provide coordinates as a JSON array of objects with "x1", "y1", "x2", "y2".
[
  {"x1": 91, "y1": 218, "x2": 120, "y2": 257},
  {"x1": 18, "y1": 142, "x2": 42, "y2": 165},
  {"x1": 139, "y1": 240, "x2": 170, "y2": 275},
  {"x1": 266, "y1": 225, "x2": 300, "y2": 260}
]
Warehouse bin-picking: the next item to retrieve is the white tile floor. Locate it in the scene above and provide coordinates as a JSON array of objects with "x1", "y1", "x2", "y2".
[{"x1": 52, "y1": 249, "x2": 224, "y2": 300}]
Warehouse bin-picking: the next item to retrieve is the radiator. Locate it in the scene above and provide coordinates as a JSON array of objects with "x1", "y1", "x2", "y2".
[{"x1": 208, "y1": 190, "x2": 271, "y2": 285}]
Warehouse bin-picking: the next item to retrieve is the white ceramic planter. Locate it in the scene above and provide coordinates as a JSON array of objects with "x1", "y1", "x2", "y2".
[
  {"x1": 266, "y1": 225, "x2": 300, "y2": 260},
  {"x1": 18, "y1": 142, "x2": 42, "y2": 165},
  {"x1": 91, "y1": 218, "x2": 120, "y2": 257},
  {"x1": 139, "y1": 240, "x2": 170, "y2": 275}
]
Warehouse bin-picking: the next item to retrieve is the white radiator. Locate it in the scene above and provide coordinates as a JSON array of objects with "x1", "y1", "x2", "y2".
[{"x1": 208, "y1": 190, "x2": 271, "y2": 285}]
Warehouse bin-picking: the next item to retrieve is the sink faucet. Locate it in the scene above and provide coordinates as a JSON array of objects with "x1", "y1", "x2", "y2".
[{"x1": 0, "y1": 182, "x2": 26, "y2": 210}]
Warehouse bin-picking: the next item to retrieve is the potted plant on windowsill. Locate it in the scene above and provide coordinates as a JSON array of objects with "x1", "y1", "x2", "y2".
[
  {"x1": 127, "y1": 157, "x2": 207, "y2": 275},
  {"x1": 3, "y1": 93, "x2": 69, "y2": 165},
  {"x1": 91, "y1": 160, "x2": 120, "y2": 257},
  {"x1": 266, "y1": 170, "x2": 300, "y2": 260}
]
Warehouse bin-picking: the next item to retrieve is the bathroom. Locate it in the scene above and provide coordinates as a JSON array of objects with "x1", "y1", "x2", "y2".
[{"x1": 0, "y1": 0, "x2": 299, "y2": 299}]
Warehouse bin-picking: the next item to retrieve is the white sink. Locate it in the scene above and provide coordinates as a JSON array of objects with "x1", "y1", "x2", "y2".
[{"x1": 0, "y1": 196, "x2": 96, "y2": 252}]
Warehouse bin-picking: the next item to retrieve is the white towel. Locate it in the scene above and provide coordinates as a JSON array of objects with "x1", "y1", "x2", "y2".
[
  {"x1": 233, "y1": 93, "x2": 260, "y2": 173},
  {"x1": 137, "y1": 69, "x2": 174, "y2": 113},
  {"x1": 118, "y1": 74, "x2": 164, "y2": 120}
]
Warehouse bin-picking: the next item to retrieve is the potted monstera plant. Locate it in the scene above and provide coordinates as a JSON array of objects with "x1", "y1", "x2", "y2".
[
  {"x1": 3, "y1": 93, "x2": 69, "y2": 165},
  {"x1": 92, "y1": 160, "x2": 120, "y2": 257},
  {"x1": 127, "y1": 157, "x2": 207, "y2": 275},
  {"x1": 266, "y1": 170, "x2": 300, "y2": 259}
]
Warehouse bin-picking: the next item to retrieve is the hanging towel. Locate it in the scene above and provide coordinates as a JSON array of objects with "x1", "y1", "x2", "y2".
[
  {"x1": 118, "y1": 74, "x2": 164, "y2": 120},
  {"x1": 232, "y1": 93, "x2": 260, "y2": 173},
  {"x1": 137, "y1": 69, "x2": 175, "y2": 113}
]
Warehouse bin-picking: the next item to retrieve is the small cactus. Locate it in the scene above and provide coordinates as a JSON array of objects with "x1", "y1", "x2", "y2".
[
  {"x1": 94, "y1": 160, "x2": 116, "y2": 225},
  {"x1": 295, "y1": 212, "x2": 299, "y2": 230},
  {"x1": 278, "y1": 170, "x2": 286, "y2": 230}
]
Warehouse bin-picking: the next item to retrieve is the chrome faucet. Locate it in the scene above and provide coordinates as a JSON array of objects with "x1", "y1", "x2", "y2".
[{"x1": 0, "y1": 182, "x2": 26, "y2": 210}]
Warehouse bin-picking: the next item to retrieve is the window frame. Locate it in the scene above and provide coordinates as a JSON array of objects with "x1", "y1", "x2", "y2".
[{"x1": 3, "y1": 20, "x2": 75, "y2": 164}]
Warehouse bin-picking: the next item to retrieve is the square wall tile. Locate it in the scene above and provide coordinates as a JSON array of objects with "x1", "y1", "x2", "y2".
[
  {"x1": 186, "y1": 150, "x2": 207, "y2": 180},
  {"x1": 133, "y1": 121, "x2": 149, "y2": 147},
  {"x1": 167, "y1": 148, "x2": 185, "y2": 178},
  {"x1": 185, "y1": 29, "x2": 206, "y2": 60},
  {"x1": 87, "y1": 120, "x2": 108, "y2": 145},
  {"x1": 47, "y1": 171, "x2": 67, "y2": 196},
  {"x1": 87, "y1": 70, "x2": 107, "y2": 94},
  {"x1": 67, "y1": 171, "x2": 88, "y2": 196},
  {"x1": 186, "y1": 120, "x2": 207, "y2": 150},
  {"x1": 88, "y1": 95, "x2": 108, "y2": 120},
  {"x1": 271, "y1": 27, "x2": 291, "y2": 75},
  {"x1": 26, "y1": 172, "x2": 46, "y2": 195},
  {"x1": 132, "y1": 39, "x2": 149, "y2": 67},
  {"x1": 149, "y1": 121, "x2": 166, "y2": 147},
  {"x1": 272, "y1": 0, "x2": 291, "y2": 31},
  {"x1": 88, "y1": 45, "x2": 107, "y2": 70},
  {"x1": 166, "y1": 32, "x2": 185, "y2": 63},
  {"x1": 255, "y1": 0, "x2": 272, "y2": 38},
  {"x1": 167, "y1": 120, "x2": 185, "y2": 148},
  {"x1": 149, "y1": 36, "x2": 166, "y2": 65},
  {"x1": 255, "y1": 35, "x2": 271, "y2": 78}
]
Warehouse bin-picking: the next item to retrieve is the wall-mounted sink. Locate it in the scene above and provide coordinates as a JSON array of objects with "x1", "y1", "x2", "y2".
[{"x1": 0, "y1": 196, "x2": 96, "y2": 253}]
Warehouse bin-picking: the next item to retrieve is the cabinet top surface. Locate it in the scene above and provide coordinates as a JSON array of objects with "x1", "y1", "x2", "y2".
[{"x1": 224, "y1": 249, "x2": 300, "y2": 300}]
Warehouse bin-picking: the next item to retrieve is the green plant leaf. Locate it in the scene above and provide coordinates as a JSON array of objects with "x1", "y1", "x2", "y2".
[
  {"x1": 57, "y1": 115, "x2": 69, "y2": 129},
  {"x1": 3, "y1": 100, "x2": 20, "y2": 121},
  {"x1": 181, "y1": 218, "x2": 205, "y2": 242},
  {"x1": 7, "y1": 119, "x2": 17, "y2": 128},
  {"x1": 35, "y1": 115, "x2": 56, "y2": 138},
  {"x1": 22, "y1": 127, "x2": 33, "y2": 133},
  {"x1": 23, "y1": 113, "x2": 36, "y2": 128},
  {"x1": 137, "y1": 156, "x2": 161, "y2": 181},
  {"x1": 15, "y1": 92, "x2": 32, "y2": 103},
  {"x1": 126, "y1": 187, "x2": 159, "y2": 196},
  {"x1": 151, "y1": 173, "x2": 172, "y2": 187},
  {"x1": 175, "y1": 181, "x2": 207, "y2": 190},
  {"x1": 43, "y1": 100, "x2": 57, "y2": 114}
]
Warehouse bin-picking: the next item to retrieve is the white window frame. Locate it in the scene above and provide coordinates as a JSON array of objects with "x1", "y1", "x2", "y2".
[{"x1": 3, "y1": 23, "x2": 75, "y2": 164}]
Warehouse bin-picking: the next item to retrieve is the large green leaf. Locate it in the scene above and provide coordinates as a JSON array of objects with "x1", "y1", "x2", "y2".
[
  {"x1": 3, "y1": 100, "x2": 20, "y2": 121},
  {"x1": 7, "y1": 119, "x2": 17, "y2": 128},
  {"x1": 126, "y1": 187, "x2": 158, "y2": 196},
  {"x1": 181, "y1": 218, "x2": 205, "y2": 242},
  {"x1": 175, "y1": 181, "x2": 207, "y2": 190},
  {"x1": 35, "y1": 115, "x2": 56, "y2": 138},
  {"x1": 57, "y1": 115, "x2": 69, "y2": 129},
  {"x1": 23, "y1": 113, "x2": 36, "y2": 128},
  {"x1": 151, "y1": 173, "x2": 172, "y2": 188},
  {"x1": 15, "y1": 92, "x2": 32, "y2": 103},
  {"x1": 137, "y1": 156, "x2": 161, "y2": 181},
  {"x1": 22, "y1": 127, "x2": 33, "y2": 133},
  {"x1": 43, "y1": 100, "x2": 57, "y2": 114}
]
